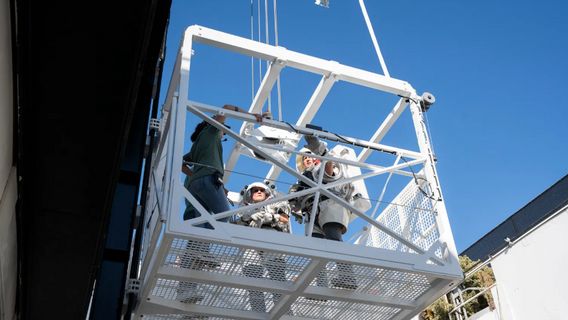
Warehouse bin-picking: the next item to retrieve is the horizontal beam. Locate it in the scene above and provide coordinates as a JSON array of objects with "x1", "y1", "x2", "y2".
[
  {"x1": 225, "y1": 61, "x2": 286, "y2": 181},
  {"x1": 266, "y1": 74, "x2": 337, "y2": 181},
  {"x1": 185, "y1": 25, "x2": 415, "y2": 97},
  {"x1": 189, "y1": 101, "x2": 423, "y2": 159},
  {"x1": 139, "y1": 296, "x2": 268, "y2": 319},
  {"x1": 157, "y1": 265, "x2": 295, "y2": 294},
  {"x1": 304, "y1": 286, "x2": 416, "y2": 310},
  {"x1": 176, "y1": 223, "x2": 461, "y2": 279},
  {"x1": 254, "y1": 143, "x2": 419, "y2": 178},
  {"x1": 182, "y1": 157, "x2": 424, "y2": 226},
  {"x1": 183, "y1": 106, "x2": 441, "y2": 265}
]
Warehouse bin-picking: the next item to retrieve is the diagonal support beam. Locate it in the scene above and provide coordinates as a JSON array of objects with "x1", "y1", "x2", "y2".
[
  {"x1": 224, "y1": 60, "x2": 286, "y2": 181},
  {"x1": 358, "y1": 98, "x2": 408, "y2": 162},
  {"x1": 184, "y1": 155, "x2": 423, "y2": 227},
  {"x1": 188, "y1": 106, "x2": 436, "y2": 263},
  {"x1": 266, "y1": 73, "x2": 337, "y2": 181},
  {"x1": 190, "y1": 101, "x2": 423, "y2": 159},
  {"x1": 269, "y1": 259, "x2": 328, "y2": 319}
]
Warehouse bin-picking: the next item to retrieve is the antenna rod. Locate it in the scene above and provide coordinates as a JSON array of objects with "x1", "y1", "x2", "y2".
[{"x1": 358, "y1": 0, "x2": 390, "y2": 77}]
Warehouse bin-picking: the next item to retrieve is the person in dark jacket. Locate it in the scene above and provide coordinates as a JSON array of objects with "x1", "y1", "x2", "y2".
[{"x1": 176, "y1": 104, "x2": 263, "y2": 304}]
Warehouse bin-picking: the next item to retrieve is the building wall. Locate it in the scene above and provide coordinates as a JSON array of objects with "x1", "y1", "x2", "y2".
[
  {"x1": 0, "y1": 0, "x2": 15, "y2": 318},
  {"x1": 490, "y1": 206, "x2": 568, "y2": 320},
  {"x1": 0, "y1": 170, "x2": 16, "y2": 320},
  {"x1": 0, "y1": 0, "x2": 13, "y2": 194}
]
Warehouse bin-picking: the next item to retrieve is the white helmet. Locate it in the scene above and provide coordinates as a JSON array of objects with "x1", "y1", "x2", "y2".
[
  {"x1": 240, "y1": 181, "x2": 274, "y2": 205},
  {"x1": 295, "y1": 148, "x2": 321, "y2": 173}
]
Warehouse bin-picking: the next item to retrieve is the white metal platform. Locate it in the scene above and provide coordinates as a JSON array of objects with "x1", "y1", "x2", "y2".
[{"x1": 133, "y1": 25, "x2": 462, "y2": 320}]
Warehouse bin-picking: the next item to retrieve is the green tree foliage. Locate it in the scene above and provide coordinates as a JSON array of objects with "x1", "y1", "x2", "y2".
[
  {"x1": 420, "y1": 255, "x2": 495, "y2": 320},
  {"x1": 421, "y1": 297, "x2": 452, "y2": 320}
]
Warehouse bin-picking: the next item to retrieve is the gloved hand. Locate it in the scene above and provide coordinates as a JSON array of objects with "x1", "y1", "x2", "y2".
[
  {"x1": 266, "y1": 201, "x2": 291, "y2": 217},
  {"x1": 304, "y1": 135, "x2": 327, "y2": 156},
  {"x1": 249, "y1": 211, "x2": 271, "y2": 228}
]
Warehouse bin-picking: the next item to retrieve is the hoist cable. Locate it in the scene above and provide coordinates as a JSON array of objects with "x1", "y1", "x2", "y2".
[
  {"x1": 250, "y1": 0, "x2": 255, "y2": 101},
  {"x1": 273, "y1": 0, "x2": 283, "y2": 121},
  {"x1": 358, "y1": 0, "x2": 390, "y2": 77},
  {"x1": 264, "y1": 0, "x2": 272, "y2": 113},
  {"x1": 257, "y1": 0, "x2": 262, "y2": 99},
  {"x1": 424, "y1": 112, "x2": 436, "y2": 155}
]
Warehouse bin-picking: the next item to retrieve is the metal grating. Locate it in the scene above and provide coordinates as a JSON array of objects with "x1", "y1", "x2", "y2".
[
  {"x1": 308, "y1": 262, "x2": 430, "y2": 301},
  {"x1": 151, "y1": 279, "x2": 284, "y2": 312},
  {"x1": 144, "y1": 315, "x2": 234, "y2": 320},
  {"x1": 365, "y1": 178, "x2": 442, "y2": 258},
  {"x1": 292, "y1": 298, "x2": 401, "y2": 320},
  {"x1": 165, "y1": 238, "x2": 311, "y2": 283},
  {"x1": 133, "y1": 25, "x2": 463, "y2": 320}
]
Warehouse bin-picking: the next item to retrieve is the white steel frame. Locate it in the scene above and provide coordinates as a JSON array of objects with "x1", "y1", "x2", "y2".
[{"x1": 134, "y1": 25, "x2": 462, "y2": 320}]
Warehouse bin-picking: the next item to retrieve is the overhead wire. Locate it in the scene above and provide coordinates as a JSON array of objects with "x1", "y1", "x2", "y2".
[
  {"x1": 264, "y1": 0, "x2": 272, "y2": 113},
  {"x1": 358, "y1": 0, "x2": 390, "y2": 77},
  {"x1": 273, "y1": 0, "x2": 283, "y2": 121},
  {"x1": 424, "y1": 112, "x2": 436, "y2": 155},
  {"x1": 250, "y1": 0, "x2": 255, "y2": 101},
  {"x1": 257, "y1": 0, "x2": 262, "y2": 98}
]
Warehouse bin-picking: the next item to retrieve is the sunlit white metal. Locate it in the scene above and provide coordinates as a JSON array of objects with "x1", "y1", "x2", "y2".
[
  {"x1": 133, "y1": 25, "x2": 462, "y2": 320},
  {"x1": 265, "y1": 73, "x2": 336, "y2": 181},
  {"x1": 225, "y1": 61, "x2": 286, "y2": 181}
]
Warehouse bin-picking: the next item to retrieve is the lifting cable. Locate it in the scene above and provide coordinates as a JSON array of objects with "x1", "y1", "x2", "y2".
[
  {"x1": 358, "y1": 0, "x2": 390, "y2": 77},
  {"x1": 424, "y1": 112, "x2": 436, "y2": 155},
  {"x1": 250, "y1": 0, "x2": 282, "y2": 118},
  {"x1": 263, "y1": 0, "x2": 272, "y2": 114},
  {"x1": 273, "y1": 0, "x2": 283, "y2": 121},
  {"x1": 250, "y1": 0, "x2": 255, "y2": 102},
  {"x1": 257, "y1": 0, "x2": 262, "y2": 98}
]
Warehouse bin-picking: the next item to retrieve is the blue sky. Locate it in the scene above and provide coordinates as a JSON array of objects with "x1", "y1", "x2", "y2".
[{"x1": 160, "y1": 0, "x2": 568, "y2": 252}]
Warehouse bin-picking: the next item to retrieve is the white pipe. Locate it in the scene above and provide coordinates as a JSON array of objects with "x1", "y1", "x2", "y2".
[{"x1": 358, "y1": 0, "x2": 390, "y2": 77}]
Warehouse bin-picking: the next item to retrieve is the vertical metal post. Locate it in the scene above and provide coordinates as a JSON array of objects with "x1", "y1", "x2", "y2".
[
  {"x1": 167, "y1": 29, "x2": 194, "y2": 220},
  {"x1": 408, "y1": 99, "x2": 459, "y2": 264},
  {"x1": 162, "y1": 94, "x2": 177, "y2": 219}
]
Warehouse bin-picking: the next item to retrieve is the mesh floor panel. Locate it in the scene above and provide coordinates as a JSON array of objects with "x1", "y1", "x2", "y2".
[
  {"x1": 166, "y1": 238, "x2": 310, "y2": 283},
  {"x1": 308, "y1": 262, "x2": 430, "y2": 301},
  {"x1": 293, "y1": 298, "x2": 401, "y2": 320},
  {"x1": 140, "y1": 178, "x2": 455, "y2": 319},
  {"x1": 151, "y1": 278, "x2": 284, "y2": 312},
  {"x1": 141, "y1": 237, "x2": 438, "y2": 319},
  {"x1": 144, "y1": 315, "x2": 233, "y2": 320}
]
